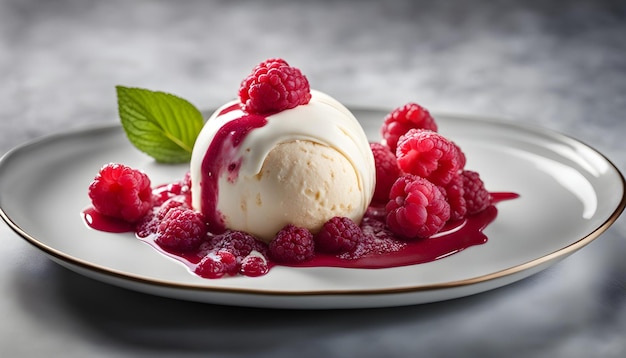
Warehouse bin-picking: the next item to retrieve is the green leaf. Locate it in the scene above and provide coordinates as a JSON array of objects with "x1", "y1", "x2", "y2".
[{"x1": 116, "y1": 86, "x2": 204, "y2": 163}]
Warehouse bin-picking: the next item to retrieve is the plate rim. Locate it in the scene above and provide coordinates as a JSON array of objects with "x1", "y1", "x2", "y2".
[{"x1": 1, "y1": 110, "x2": 625, "y2": 298}]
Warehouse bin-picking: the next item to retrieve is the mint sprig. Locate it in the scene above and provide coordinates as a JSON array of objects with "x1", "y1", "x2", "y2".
[{"x1": 116, "y1": 86, "x2": 204, "y2": 163}]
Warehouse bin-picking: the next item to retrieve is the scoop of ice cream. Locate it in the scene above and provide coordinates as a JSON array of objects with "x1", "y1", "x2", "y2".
[
  {"x1": 218, "y1": 140, "x2": 364, "y2": 241},
  {"x1": 190, "y1": 90, "x2": 375, "y2": 243}
]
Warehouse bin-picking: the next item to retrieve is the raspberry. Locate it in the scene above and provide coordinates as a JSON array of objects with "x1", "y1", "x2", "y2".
[
  {"x1": 135, "y1": 196, "x2": 189, "y2": 238},
  {"x1": 239, "y1": 58, "x2": 311, "y2": 114},
  {"x1": 88, "y1": 163, "x2": 153, "y2": 223},
  {"x1": 385, "y1": 174, "x2": 450, "y2": 239},
  {"x1": 440, "y1": 174, "x2": 467, "y2": 221},
  {"x1": 155, "y1": 207, "x2": 207, "y2": 252},
  {"x1": 381, "y1": 103, "x2": 438, "y2": 153},
  {"x1": 152, "y1": 173, "x2": 192, "y2": 206},
  {"x1": 453, "y1": 141, "x2": 467, "y2": 171},
  {"x1": 269, "y1": 224, "x2": 315, "y2": 263},
  {"x1": 461, "y1": 170, "x2": 492, "y2": 214},
  {"x1": 207, "y1": 230, "x2": 268, "y2": 261},
  {"x1": 195, "y1": 250, "x2": 238, "y2": 279},
  {"x1": 195, "y1": 254, "x2": 226, "y2": 279},
  {"x1": 396, "y1": 129, "x2": 461, "y2": 186},
  {"x1": 156, "y1": 196, "x2": 189, "y2": 221},
  {"x1": 216, "y1": 250, "x2": 238, "y2": 275},
  {"x1": 315, "y1": 216, "x2": 364, "y2": 254},
  {"x1": 240, "y1": 253, "x2": 269, "y2": 277},
  {"x1": 370, "y1": 142, "x2": 401, "y2": 203}
]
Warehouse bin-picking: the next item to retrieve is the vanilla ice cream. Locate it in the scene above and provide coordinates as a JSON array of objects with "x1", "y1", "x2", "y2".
[{"x1": 190, "y1": 90, "x2": 375, "y2": 242}]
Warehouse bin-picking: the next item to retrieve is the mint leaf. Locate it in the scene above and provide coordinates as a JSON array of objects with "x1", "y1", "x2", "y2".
[{"x1": 116, "y1": 86, "x2": 204, "y2": 163}]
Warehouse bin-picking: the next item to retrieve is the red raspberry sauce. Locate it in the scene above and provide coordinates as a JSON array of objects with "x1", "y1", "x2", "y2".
[
  {"x1": 81, "y1": 207, "x2": 135, "y2": 233},
  {"x1": 294, "y1": 196, "x2": 505, "y2": 269},
  {"x1": 82, "y1": 192, "x2": 518, "y2": 274},
  {"x1": 199, "y1": 105, "x2": 268, "y2": 233}
]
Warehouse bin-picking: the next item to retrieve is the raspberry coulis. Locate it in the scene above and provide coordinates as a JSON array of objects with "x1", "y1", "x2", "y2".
[
  {"x1": 299, "y1": 192, "x2": 516, "y2": 269},
  {"x1": 199, "y1": 104, "x2": 267, "y2": 233},
  {"x1": 82, "y1": 207, "x2": 135, "y2": 233},
  {"x1": 82, "y1": 192, "x2": 518, "y2": 275}
]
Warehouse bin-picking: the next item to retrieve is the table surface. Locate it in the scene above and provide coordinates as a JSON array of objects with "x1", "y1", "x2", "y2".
[{"x1": 2, "y1": 0, "x2": 626, "y2": 357}]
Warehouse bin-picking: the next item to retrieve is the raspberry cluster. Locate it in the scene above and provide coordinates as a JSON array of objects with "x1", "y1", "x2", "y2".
[{"x1": 371, "y1": 103, "x2": 492, "y2": 239}]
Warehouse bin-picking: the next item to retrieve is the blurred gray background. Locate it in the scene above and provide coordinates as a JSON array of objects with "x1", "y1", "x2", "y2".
[{"x1": 1, "y1": 0, "x2": 625, "y2": 357}]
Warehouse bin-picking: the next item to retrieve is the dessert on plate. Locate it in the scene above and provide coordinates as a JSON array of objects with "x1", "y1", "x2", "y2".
[{"x1": 84, "y1": 58, "x2": 515, "y2": 279}]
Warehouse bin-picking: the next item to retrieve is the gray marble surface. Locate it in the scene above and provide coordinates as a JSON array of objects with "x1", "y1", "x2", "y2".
[{"x1": 1, "y1": 0, "x2": 626, "y2": 357}]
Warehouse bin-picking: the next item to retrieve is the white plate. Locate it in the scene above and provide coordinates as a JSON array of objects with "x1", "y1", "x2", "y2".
[{"x1": 1, "y1": 109, "x2": 624, "y2": 309}]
